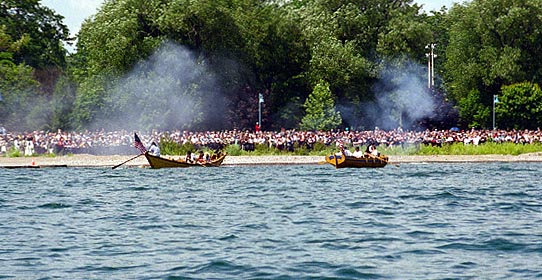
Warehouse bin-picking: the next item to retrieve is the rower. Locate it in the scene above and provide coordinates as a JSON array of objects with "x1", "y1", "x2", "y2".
[
  {"x1": 197, "y1": 150, "x2": 205, "y2": 163},
  {"x1": 185, "y1": 151, "x2": 194, "y2": 163},
  {"x1": 352, "y1": 146, "x2": 363, "y2": 158},
  {"x1": 149, "y1": 142, "x2": 160, "y2": 156}
]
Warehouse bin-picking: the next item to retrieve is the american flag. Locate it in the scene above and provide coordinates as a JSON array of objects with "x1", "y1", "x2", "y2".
[
  {"x1": 337, "y1": 139, "x2": 345, "y2": 153},
  {"x1": 134, "y1": 133, "x2": 147, "y2": 154}
]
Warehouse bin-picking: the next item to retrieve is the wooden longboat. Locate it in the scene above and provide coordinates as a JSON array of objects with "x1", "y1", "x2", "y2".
[
  {"x1": 144, "y1": 152, "x2": 227, "y2": 169},
  {"x1": 324, "y1": 153, "x2": 388, "y2": 168}
]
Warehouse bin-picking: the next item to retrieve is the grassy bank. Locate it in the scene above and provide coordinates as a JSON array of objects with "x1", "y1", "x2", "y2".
[
  {"x1": 221, "y1": 142, "x2": 542, "y2": 156},
  {"x1": 155, "y1": 136, "x2": 542, "y2": 157},
  {"x1": 4, "y1": 142, "x2": 542, "y2": 158},
  {"x1": 382, "y1": 142, "x2": 542, "y2": 156},
  {"x1": 218, "y1": 142, "x2": 542, "y2": 156}
]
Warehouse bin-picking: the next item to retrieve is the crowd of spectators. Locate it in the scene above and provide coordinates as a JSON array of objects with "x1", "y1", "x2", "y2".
[{"x1": 1, "y1": 126, "x2": 542, "y2": 156}]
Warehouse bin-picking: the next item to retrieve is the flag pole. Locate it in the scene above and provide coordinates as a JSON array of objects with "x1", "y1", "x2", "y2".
[
  {"x1": 493, "y1": 95, "x2": 498, "y2": 130},
  {"x1": 113, "y1": 132, "x2": 148, "y2": 169}
]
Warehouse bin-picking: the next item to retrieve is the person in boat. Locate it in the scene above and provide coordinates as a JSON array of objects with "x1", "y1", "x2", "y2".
[
  {"x1": 365, "y1": 144, "x2": 374, "y2": 157},
  {"x1": 197, "y1": 150, "x2": 205, "y2": 163},
  {"x1": 204, "y1": 152, "x2": 211, "y2": 162},
  {"x1": 365, "y1": 144, "x2": 380, "y2": 157},
  {"x1": 342, "y1": 148, "x2": 353, "y2": 156},
  {"x1": 352, "y1": 146, "x2": 363, "y2": 158},
  {"x1": 185, "y1": 151, "x2": 194, "y2": 163},
  {"x1": 149, "y1": 141, "x2": 160, "y2": 156},
  {"x1": 210, "y1": 149, "x2": 222, "y2": 160},
  {"x1": 372, "y1": 145, "x2": 380, "y2": 157}
]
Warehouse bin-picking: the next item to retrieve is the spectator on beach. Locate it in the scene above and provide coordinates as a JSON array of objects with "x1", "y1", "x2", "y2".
[
  {"x1": 24, "y1": 134, "x2": 34, "y2": 156},
  {"x1": 4, "y1": 127, "x2": 542, "y2": 156}
]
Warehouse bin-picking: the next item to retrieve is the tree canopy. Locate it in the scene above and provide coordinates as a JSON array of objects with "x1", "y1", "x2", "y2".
[
  {"x1": 300, "y1": 80, "x2": 342, "y2": 131},
  {"x1": 2, "y1": 0, "x2": 542, "y2": 132}
]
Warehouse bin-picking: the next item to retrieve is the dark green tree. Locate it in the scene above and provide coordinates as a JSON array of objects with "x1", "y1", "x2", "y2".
[
  {"x1": 0, "y1": 0, "x2": 71, "y2": 97},
  {"x1": 300, "y1": 80, "x2": 342, "y2": 131},
  {"x1": 458, "y1": 89, "x2": 490, "y2": 129},
  {"x1": 444, "y1": 0, "x2": 542, "y2": 128},
  {"x1": 0, "y1": 0, "x2": 70, "y2": 68},
  {"x1": 496, "y1": 82, "x2": 542, "y2": 130},
  {"x1": 0, "y1": 25, "x2": 42, "y2": 131},
  {"x1": 74, "y1": 0, "x2": 310, "y2": 130},
  {"x1": 289, "y1": 0, "x2": 435, "y2": 129}
]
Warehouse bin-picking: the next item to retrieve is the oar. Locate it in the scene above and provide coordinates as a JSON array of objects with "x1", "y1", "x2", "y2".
[
  {"x1": 375, "y1": 155, "x2": 399, "y2": 168},
  {"x1": 112, "y1": 153, "x2": 144, "y2": 169},
  {"x1": 367, "y1": 154, "x2": 399, "y2": 168}
]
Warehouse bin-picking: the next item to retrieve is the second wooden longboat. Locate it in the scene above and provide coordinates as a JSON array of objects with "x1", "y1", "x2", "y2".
[
  {"x1": 324, "y1": 153, "x2": 388, "y2": 168},
  {"x1": 144, "y1": 152, "x2": 227, "y2": 169}
]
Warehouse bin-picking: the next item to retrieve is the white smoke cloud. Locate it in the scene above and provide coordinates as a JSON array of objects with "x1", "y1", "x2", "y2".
[
  {"x1": 341, "y1": 60, "x2": 436, "y2": 131},
  {"x1": 372, "y1": 60, "x2": 435, "y2": 130},
  {"x1": 92, "y1": 41, "x2": 223, "y2": 132}
]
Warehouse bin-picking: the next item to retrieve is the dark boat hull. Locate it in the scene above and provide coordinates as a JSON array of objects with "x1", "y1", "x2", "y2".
[
  {"x1": 325, "y1": 154, "x2": 388, "y2": 168},
  {"x1": 144, "y1": 152, "x2": 227, "y2": 169}
]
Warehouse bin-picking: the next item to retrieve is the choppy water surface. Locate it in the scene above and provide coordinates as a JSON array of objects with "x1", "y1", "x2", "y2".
[{"x1": 1, "y1": 163, "x2": 541, "y2": 279}]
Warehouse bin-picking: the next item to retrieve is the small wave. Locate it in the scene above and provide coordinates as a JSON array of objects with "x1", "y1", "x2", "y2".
[
  {"x1": 242, "y1": 223, "x2": 270, "y2": 230},
  {"x1": 335, "y1": 266, "x2": 385, "y2": 279},
  {"x1": 502, "y1": 191, "x2": 530, "y2": 198},
  {"x1": 434, "y1": 190, "x2": 461, "y2": 199},
  {"x1": 367, "y1": 209, "x2": 395, "y2": 215},
  {"x1": 355, "y1": 236, "x2": 402, "y2": 243},
  {"x1": 407, "y1": 169, "x2": 455, "y2": 178},
  {"x1": 38, "y1": 202, "x2": 71, "y2": 209},
  {"x1": 129, "y1": 186, "x2": 155, "y2": 191},
  {"x1": 191, "y1": 259, "x2": 251, "y2": 276},
  {"x1": 344, "y1": 201, "x2": 365, "y2": 208},
  {"x1": 423, "y1": 222, "x2": 453, "y2": 228},
  {"x1": 413, "y1": 191, "x2": 461, "y2": 202},
  {"x1": 137, "y1": 224, "x2": 170, "y2": 230},
  {"x1": 49, "y1": 246, "x2": 79, "y2": 252},
  {"x1": 320, "y1": 242, "x2": 351, "y2": 250},
  {"x1": 437, "y1": 238, "x2": 527, "y2": 252},
  {"x1": 289, "y1": 261, "x2": 338, "y2": 274},
  {"x1": 74, "y1": 264, "x2": 149, "y2": 273},
  {"x1": 401, "y1": 248, "x2": 445, "y2": 255},
  {"x1": 406, "y1": 230, "x2": 436, "y2": 237},
  {"x1": 508, "y1": 268, "x2": 542, "y2": 278},
  {"x1": 165, "y1": 276, "x2": 198, "y2": 280},
  {"x1": 451, "y1": 261, "x2": 477, "y2": 269},
  {"x1": 491, "y1": 199, "x2": 542, "y2": 211},
  {"x1": 218, "y1": 234, "x2": 237, "y2": 241}
]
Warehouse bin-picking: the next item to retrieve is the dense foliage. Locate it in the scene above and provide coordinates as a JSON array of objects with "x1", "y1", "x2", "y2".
[
  {"x1": 300, "y1": 80, "x2": 342, "y2": 131},
  {"x1": 2, "y1": 0, "x2": 542, "y2": 132}
]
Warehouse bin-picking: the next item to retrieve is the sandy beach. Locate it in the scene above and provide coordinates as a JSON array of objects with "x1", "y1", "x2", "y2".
[{"x1": 2, "y1": 153, "x2": 542, "y2": 168}]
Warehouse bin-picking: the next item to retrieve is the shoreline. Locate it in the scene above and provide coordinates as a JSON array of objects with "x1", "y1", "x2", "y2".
[{"x1": 2, "y1": 153, "x2": 542, "y2": 168}]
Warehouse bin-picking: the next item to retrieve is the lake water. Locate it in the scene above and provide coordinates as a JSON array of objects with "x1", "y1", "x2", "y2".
[{"x1": 1, "y1": 163, "x2": 541, "y2": 279}]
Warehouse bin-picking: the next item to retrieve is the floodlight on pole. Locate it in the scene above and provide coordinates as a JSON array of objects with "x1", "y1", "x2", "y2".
[
  {"x1": 425, "y1": 43, "x2": 437, "y2": 89},
  {"x1": 493, "y1": 94, "x2": 499, "y2": 130}
]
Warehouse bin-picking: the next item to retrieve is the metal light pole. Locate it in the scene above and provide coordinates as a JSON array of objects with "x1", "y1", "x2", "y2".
[
  {"x1": 258, "y1": 92, "x2": 264, "y2": 129},
  {"x1": 425, "y1": 43, "x2": 437, "y2": 89},
  {"x1": 493, "y1": 94, "x2": 499, "y2": 130}
]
